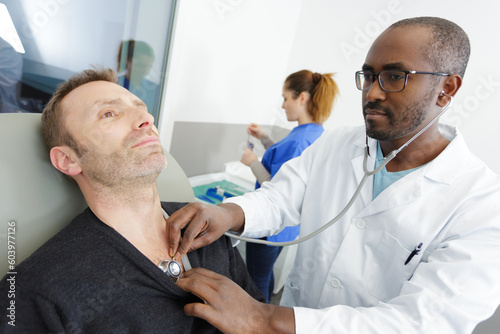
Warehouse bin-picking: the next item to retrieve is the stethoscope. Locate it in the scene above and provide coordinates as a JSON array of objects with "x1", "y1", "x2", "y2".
[
  {"x1": 158, "y1": 259, "x2": 182, "y2": 281},
  {"x1": 224, "y1": 93, "x2": 454, "y2": 247}
]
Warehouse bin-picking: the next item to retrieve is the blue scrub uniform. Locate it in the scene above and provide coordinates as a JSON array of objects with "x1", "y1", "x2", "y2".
[{"x1": 246, "y1": 123, "x2": 324, "y2": 302}]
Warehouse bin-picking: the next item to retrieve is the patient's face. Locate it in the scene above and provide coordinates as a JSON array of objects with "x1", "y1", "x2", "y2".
[{"x1": 60, "y1": 81, "x2": 166, "y2": 187}]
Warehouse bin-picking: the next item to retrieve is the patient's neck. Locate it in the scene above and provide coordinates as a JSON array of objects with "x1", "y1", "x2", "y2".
[{"x1": 81, "y1": 179, "x2": 174, "y2": 263}]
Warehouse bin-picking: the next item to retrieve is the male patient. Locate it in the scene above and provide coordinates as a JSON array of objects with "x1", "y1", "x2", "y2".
[{"x1": 0, "y1": 68, "x2": 263, "y2": 333}]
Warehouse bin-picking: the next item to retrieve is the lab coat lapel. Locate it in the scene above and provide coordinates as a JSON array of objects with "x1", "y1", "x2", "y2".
[
  {"x1": 350, "y1": 134, "x2": 424, "y2": 217},
  {"x1": 350, "y1": 123, "x2": 461, "y2": 218},
  {"x1": 360, "y1": 169, "x2": 424, "y2": 217},
  {"x1": 358, "y1": 124, "x2": 462, "y2": 217}
]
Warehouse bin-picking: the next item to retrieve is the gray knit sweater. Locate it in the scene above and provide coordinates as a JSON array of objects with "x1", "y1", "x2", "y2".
[{"x1": 0, "y1": 202, "x2": 264, "y2": 333}]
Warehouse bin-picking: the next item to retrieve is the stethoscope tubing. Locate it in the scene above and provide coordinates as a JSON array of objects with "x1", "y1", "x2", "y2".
[{"x1": 225, "y1": 98, "x2": 453, "y2": 246}]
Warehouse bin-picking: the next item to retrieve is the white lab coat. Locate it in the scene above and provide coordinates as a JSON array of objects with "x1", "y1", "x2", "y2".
[{"x1": 226, "y1": 124, "x2": 500, "y2": 333}]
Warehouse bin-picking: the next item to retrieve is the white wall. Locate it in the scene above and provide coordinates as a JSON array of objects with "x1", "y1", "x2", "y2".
[
  {"x1": 159, "y1": 0, "x2": 500, "y2": 173},
  {"x1": 159, "y1": 0, "x2": 304, "y2": 147}
]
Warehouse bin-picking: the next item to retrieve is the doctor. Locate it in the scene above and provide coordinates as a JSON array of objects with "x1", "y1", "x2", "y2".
[{"x1": 167, "y1": 17, "x2": 500, "y2": 333}]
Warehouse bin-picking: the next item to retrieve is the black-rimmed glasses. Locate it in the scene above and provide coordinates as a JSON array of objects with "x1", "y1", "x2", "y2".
[{"x1": 355, "y1": 70, "x2": 450, "y2": 93}]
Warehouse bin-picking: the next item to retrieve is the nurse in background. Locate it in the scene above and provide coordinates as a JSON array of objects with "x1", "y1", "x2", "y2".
[{"x1": 240, "y1": 70, "x2": 339, "y2": 302}]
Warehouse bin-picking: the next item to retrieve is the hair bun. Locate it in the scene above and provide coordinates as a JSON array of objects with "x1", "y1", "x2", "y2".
[{"x1": 312, "y1": 72, "x2": 321, "y2": 84}]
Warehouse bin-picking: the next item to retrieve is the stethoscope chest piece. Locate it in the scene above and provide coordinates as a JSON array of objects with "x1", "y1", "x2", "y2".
[{"x1": 158, "y1": 259, "x2": 182, "y2": 281}]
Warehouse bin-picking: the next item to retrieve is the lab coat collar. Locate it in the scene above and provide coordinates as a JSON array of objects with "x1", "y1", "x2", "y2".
[
  {"x1": 350, "y1": 123, "x2": 466, "y2": 213},
  {"x1": 424, "y1": 124, "x2": 467, "y2": 185}
]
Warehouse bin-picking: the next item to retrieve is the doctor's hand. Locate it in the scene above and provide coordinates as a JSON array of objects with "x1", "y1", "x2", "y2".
[
  {"x1": 177, "y1": 268, "x2": 295, "y2": 334},
  {"x1": 166, "y1": 202, "x2": 245, "y2": 259},
  {"x1": 241, "y1": 148, "x2": 258, "y2": 166}
]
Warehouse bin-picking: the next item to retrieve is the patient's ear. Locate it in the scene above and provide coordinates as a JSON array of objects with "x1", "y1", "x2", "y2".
[{"x1": 50, "y1": 146, "x2": 82, "y2": 176}]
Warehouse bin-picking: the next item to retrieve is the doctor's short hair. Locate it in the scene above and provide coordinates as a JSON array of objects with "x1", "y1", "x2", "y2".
[
  {"x1": 389, "y1": 16, "x2": 470, "y2": 78},
  {"x1": 41, "y1": 67, "x2": 118, "y2": 156},
  {"x1": 284, "y1": 70, "x2": 340, "y2": 125}
]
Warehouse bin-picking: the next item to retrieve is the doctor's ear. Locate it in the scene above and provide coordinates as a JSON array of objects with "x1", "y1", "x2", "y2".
[
  {"x1": 437, "y1": 74, "x2": 462, "y2": 107},
  {"x1": 49, "y1": 146, "x2": 82, "y2": 176}
]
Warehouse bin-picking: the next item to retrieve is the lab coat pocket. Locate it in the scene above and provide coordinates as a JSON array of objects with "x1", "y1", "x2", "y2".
[{"x1": 365, "y1": 231, "x2": 419, "y2": 302}]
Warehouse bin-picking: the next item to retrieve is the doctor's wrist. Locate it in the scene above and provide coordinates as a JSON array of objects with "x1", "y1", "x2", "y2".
[
  {"x1": 257, "y1": 304, "x2": 295, "y2": 334},
  {"x1": 218, "y1": 203, "x2": 245, "y2": 233}
]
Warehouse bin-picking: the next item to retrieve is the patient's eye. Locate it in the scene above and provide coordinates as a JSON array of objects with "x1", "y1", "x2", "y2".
[{"x1": 102, "y1": 110, "x2": 116, "y2": 118}]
